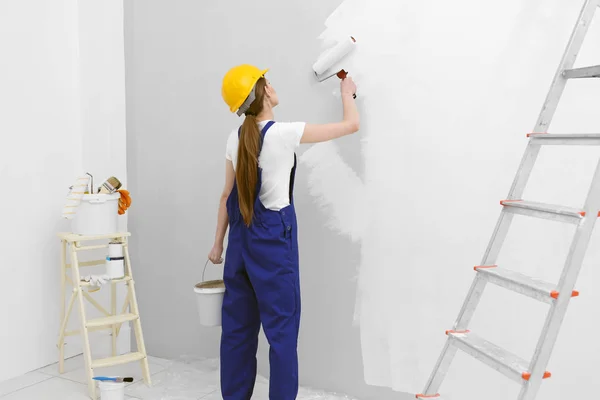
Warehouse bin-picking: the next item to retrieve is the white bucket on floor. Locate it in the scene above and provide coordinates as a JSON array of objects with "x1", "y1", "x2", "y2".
[
  {"x1": 194, "y1": 260, "x2": 225, "y2": 327},
  {"x1": 98, "y1": 381, "x2": 125, "y2": 400},
  {"x1": 71, "y1": 193, "x2": 120, "y2": 235}
]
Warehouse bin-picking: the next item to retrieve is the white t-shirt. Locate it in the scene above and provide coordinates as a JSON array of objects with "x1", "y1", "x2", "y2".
[{"x1": 225, "y1": 120, "x2": 306, "y2": 211}]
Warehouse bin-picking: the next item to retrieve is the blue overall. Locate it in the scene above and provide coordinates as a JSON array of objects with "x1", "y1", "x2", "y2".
[{"x1": 221, "y1": 121, "x2": 300, "y2": 400}]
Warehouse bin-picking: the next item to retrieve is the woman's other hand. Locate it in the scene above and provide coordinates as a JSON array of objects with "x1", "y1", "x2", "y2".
[{"x1": 208, "y1": 245, "x2": 224, "y2": 264}]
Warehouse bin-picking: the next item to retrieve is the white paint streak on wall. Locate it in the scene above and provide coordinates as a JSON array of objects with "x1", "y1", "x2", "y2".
[
  {"x1": 302, "y1": 0, "x2": 600, "y2": 398},
  {"x1": 302, "y1": 141, "x2": 366, "y2": 243}
]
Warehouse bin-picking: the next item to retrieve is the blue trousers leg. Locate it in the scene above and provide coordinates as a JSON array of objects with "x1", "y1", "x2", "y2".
[
  {"x1": 220, "y1": 243, "x2": 260, "y2": 400},
  {"x1": 247, "y1": 248, "x2": 300, "y2": 399}
]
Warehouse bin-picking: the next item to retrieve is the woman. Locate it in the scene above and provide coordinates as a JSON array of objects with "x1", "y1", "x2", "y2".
[{"x1": 208, "y1": 64, "x2": 359, "y2": 400}]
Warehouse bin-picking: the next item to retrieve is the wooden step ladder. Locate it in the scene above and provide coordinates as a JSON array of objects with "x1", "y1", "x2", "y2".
[
  {"x1": 417, "y1": 1, "x2": 600, "y2": 399},
  {"x1": 57, "y1": 232, "x2": 151, "y2": 399}
]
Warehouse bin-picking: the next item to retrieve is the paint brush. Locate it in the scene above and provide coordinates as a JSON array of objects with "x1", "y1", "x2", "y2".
[
  {"x1": 97, "y1": 176, "x2": 122, "y2": 194},
  {"x1": 93, "y1": 376, "x2": 134, "y2": 383}
]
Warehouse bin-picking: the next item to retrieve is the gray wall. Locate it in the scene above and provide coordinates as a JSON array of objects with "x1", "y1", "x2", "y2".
[{"x1": 124, "y1": 1, "x2": 405, "y2": 399}]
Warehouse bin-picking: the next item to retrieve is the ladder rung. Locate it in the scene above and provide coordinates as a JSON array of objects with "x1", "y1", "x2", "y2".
[
  {"x1": 86, "y1": 313, "x2": 138, "y2": 328},
  {"x1": 79, "y1": 276, "x2": 131, "y2": 287},
  {"x1": 447, "y1": 331, "x2": 551, "y2": 383},
  {"x1": 500, "y1": 200, "x2": 588, "y2": 224},
  {"x1": 92, "y1": 352, "x2": 145, "y2": 369},
  {"x1": 66, "y1": 259, "x2": 105, "y2": 269},
  {"x1": 563, "y1": 65, "x2": 600, "y2": 79},
  {"x1": 475, "y1": 266, "x2": 579, "y2": 304},
  {"x1": 528, "y1": 133, "x2": 600, "y2": 146},
  {"x1": 58, "y1": 232, "x2": 130, "y2": 243}
]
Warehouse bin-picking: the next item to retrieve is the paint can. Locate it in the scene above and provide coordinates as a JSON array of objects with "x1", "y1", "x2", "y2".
[
  {"x1": 106, "y1": 242, "x2": 125, "y2": 278},
  {"x1": 106, "y1": 257, "x2": 125, "y2": 279},
  {"x1": 71, "y1": 193, "x2": 120, "y2": 235},
  {"x1": 98, "y1": 381, "x2": 125, "y2": 400},
  {"x1": 194, "y1": 260, "x2": 225, "y2": 327}
]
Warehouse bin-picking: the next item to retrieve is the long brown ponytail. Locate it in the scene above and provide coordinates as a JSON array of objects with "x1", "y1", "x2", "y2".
[{"x1": 237, "y1": 78, "x2": 267, "y2": 226}]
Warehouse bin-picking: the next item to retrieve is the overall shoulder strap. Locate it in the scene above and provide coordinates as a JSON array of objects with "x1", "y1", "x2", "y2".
[
  {"x1": 289, "y1": 153, "x2": 297, "y2": 203},
  {"x1": 259, "y1": 121, "x2": 275, "y2": 152},
  {"x1": 261, "y1": 121, "x2": 275, "y2": 137}
]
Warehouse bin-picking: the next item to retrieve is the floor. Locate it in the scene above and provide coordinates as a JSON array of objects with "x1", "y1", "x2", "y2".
[{"x1": 0, "y1": 355, "x2": 357, "y2": 399}]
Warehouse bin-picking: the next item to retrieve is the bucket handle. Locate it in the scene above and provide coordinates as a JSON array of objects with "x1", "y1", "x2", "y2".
[{"x1": 202, "y1": 258, "x2": 223, "y2": 282}]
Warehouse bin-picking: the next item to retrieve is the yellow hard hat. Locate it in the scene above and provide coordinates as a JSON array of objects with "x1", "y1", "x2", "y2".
[{"x1": 222, "y1": 64, "x2": 269, "y2": 115}]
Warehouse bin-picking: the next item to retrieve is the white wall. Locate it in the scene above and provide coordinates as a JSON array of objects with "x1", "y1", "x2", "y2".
[
  {"x1": 0, "y1": 0, "x2": 127, "y2": 382},
  {"x1": 303, "y1": 1, "x2": 600, "y2": 399}
]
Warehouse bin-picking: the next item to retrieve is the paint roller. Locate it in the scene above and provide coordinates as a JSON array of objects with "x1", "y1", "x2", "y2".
[{"x1": 313, "y1": 36, "x2": 357, "y2": 97}]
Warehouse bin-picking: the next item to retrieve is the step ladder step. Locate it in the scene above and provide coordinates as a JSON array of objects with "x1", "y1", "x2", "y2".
[
  {"x1": 92, "y1": 352, "x2": 145, "y2": 369},
  {"x1": 475, "y1": 266, "x2": 579, "y2": 304},
  {"x1": 500, "y1": 200, "x2": 588, "y2": 224},
  {"x1": 563, "y1": 65, "x2": 600, "y2": 79},
  {"x1": 447, "y1": 331, "x2": 550, "y2": 383},
  {"x1": 79, "y1": 276, "x2": 131, "y2": 287},
  {"x1": 86, "y1": 313, "x2": 139, "y2": 328},
  {"x1": 416, "y1": 395, "x2": 442, "y2": 399},
  {"x1": 528, "y1": 133, "x2": 600, "y2": 146}
]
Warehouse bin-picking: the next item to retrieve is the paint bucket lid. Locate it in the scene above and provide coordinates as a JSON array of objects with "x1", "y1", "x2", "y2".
[{"x1": 194, "y1": 279, "x2": 225, "y2": 294}]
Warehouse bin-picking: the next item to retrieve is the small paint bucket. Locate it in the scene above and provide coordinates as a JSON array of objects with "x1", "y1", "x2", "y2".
[
  {"x1": 194, "y1": 260, "x2": 225, "y2": 327},
  {"x1": 98, "y1": 381, "x2": 125, "y2": 400},
  {"x1": 106, "y1": 258, "x2": 125, "y2": 279}
]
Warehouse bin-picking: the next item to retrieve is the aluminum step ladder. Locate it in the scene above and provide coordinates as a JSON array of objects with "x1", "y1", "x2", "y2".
[
  {"x1": 57, "y1": 232, "x2": 151, "y2": 399},
  {"x1": 417, "y1": 1, "x2": 600, "y2": 399}
]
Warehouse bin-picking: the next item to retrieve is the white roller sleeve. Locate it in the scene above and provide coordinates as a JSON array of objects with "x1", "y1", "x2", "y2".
[
  {"x1": 312, "y1": 36, "x2": 356, "y2": 75},
  {"x1": 62, "y1": 176, "x2": 90, "y2": 219}
]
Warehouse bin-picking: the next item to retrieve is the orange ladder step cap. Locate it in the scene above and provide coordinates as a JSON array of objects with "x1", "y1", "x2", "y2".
[
  {"x1": 550, "y1": 290, "x2": 580, "y2": 299},
  {"x1": 474, "y1": 265, "x2": 497, "y2": 271},
  {"x1": 500, "y1": 199, "x2": 523, "y2": 205},
  {"x1": 416, "y1": 395, "x2": 440, "y2": 399},
  {"x1": 522, "y1": 371, "x2": 551, "y2": 381},
  {"x1": 446, "y1": 329, "x2": 470, "y2": 335}
]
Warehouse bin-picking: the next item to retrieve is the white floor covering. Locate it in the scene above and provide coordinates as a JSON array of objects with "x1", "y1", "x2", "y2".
[{"x1": 0, "y1": 355, "x2": 358, "y2": 399}]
